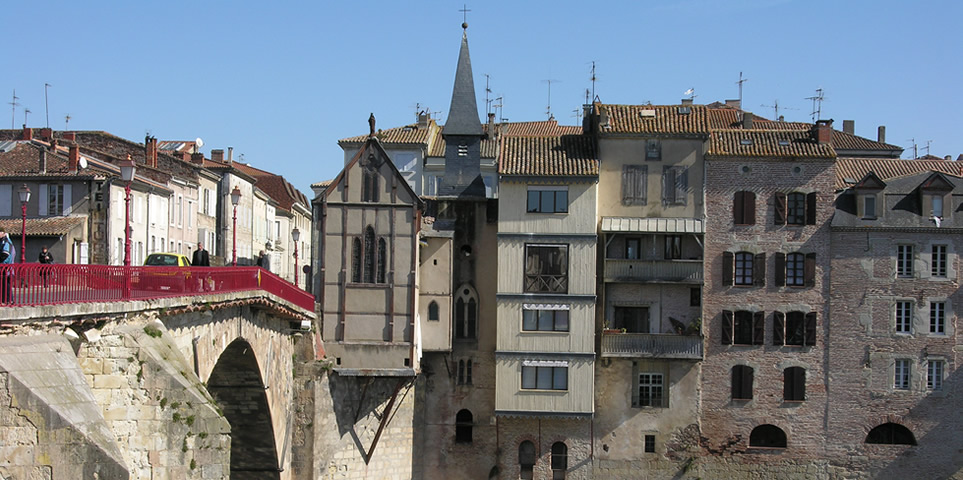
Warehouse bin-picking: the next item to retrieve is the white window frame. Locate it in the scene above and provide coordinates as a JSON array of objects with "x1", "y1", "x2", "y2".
[
  {"x1": 895, "y1": 301, "x2": 913, "y2": 334},
  {"x1": 930, "y1": 301, "x2": 946, "y2": 334},
  {"x1": 927, "y1": 360, "x2": 944, "y2": 391},
  {"x1": 896, "y1": 245, "x2": 913, "y2": 278},
  {"x1": 894, "y1": 359, "x2": 911, "y2": 390},
  {"x1": 931, "y1": 244, "x2": 947, "y2": 277},
  {"x1": 635, "y1": 372, "x2": 665, "y2": 408}
]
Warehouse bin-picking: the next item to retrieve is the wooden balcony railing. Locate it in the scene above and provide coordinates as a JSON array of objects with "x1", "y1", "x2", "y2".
[
  {"x1": 600, "y1": 332, "x2": 703, "y2": 360},
  {"x1": 603, "y1": 259, "x2": 703, "y2": 284}
]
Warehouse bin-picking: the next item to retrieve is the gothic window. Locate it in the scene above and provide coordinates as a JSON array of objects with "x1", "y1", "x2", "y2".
[
  {"x1": 351, "y1": 237, "x2": 362, "y2": 283},
  {"x1": 362, "y1": 157, "x2": 379, "y2": 202},
  {"x1": 428, "y1": 301, "x2": 439, "y2": 321},
  {"x1": 377, "y1": 238, "x2": 387, "y2": 283},
  {"x1": 519, "y1": 441, "x2": 536, "y2": 480},
  {"x1": 454, "y1": 285, "x2": 478, "y2": 339},
  {"x1": 551, "y1": 442, "x2": 568, "y2": 479},
  {"x1": 363, "y1": 227, "x2": 376, "y2": 283},
  {"x1": 455, "y1": 409, "x2": 473, "y2": 443}
]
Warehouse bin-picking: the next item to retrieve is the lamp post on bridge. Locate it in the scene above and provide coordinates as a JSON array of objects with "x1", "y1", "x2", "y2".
[
  {"x1": 18, "y1": 184, "x2": 30, "y2": 264},
  {"x1": 292, "y1": 227, "x2": 300, "y2": 288},
  {"x1": 120, "y1": 155, "x2": 136, "y2": 266},
  {"x1": 230, "y1": 186, "x2": 241, "y2": 266}
]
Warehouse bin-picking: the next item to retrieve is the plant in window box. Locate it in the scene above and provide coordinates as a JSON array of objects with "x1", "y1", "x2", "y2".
[
  {"x1": 602, "y1": 328, "x2": 622, "y2": 334},
  {"x1": 686, "y1": 317, "x2": 702, "y2": 336}
]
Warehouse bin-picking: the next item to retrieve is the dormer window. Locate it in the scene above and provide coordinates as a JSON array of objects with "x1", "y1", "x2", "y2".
[
  {"x1": 863, "y1": 194, "x2": 877, "y2": 219},
  {"x1": 931, "y1": 194, "x2": 943, "y2": 217}
]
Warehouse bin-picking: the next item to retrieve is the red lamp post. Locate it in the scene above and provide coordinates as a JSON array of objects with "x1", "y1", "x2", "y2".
[
  {"x1": 18, "y1": 184, "x2": 30, "y2": 263},
  {"x1": 120, "y1": 155, "x2": 136, "y2": 266},
  {"x1": 230, "y1": 186, "x2": 241, "y2": 266},
  {"x1": 292, "y1": 226, "x2": 300, "y2": 287}
]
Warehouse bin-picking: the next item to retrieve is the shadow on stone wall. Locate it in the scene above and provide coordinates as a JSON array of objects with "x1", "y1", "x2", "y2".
[{"x1": 327, "y1": 373, "x2": 413, "y2": 463}]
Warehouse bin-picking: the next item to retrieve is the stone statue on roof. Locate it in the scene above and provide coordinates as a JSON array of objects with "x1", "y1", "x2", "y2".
[{"x1": 368, "y1": 113, "x2": 376, "y2": 137}]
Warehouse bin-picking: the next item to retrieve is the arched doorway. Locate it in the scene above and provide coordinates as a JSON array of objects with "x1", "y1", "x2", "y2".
[{"x1": 208, "y1": 339, "x2": 280, "y2": 479}]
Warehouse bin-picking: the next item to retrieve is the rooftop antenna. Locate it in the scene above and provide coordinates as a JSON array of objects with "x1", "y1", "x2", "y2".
[
  {"x1": 924, "y1": 139, "x2": 933, "y2": 157},
  {"x1": 65, "y1": 114, "x2": 71, "y2": 129},
  {"x1": 484, "y1": 74, "x2": 492, "y2": 116},
  {"x1": 590, "y1": 61, "x2": 597, "y2": 101},
  {"x1": 23, "y1": 108, "x2": 30, "y2": 126},
  {"x1": 760, "y1": 100, "x2": 795, "y2": 120},
  {"x1": 806, "y1": 88, "x2": 825, "y2": 122},
  {"x1": 684, "y1": 87, "x2": 697, "y2": 101},
  {"x1": 494, "y1": 96, "x2": 505, "y2": 122},
  {"x1": 736, "y1": 72, "x2": 748, "y2": 107},
  {"x1": 9, "y1": 89, "x2": 20, "y2": 129},
  {"x1": 542, "y1": 79, "x2": 560, "y2": 120},
  {"x1": 906, "y1": 138, "x2": 918, "y2": 159},
  {"x1": 44, "y1": 83, "x2": 51, "y2": 128}
]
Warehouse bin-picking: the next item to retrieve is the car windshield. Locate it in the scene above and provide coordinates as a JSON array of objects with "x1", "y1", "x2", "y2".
[{"x1": 146, "y1": 254, "x2": 181, "y2": 266}]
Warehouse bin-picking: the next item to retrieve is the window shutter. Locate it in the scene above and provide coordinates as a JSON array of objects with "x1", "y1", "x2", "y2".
[
  {"x1": 661, "y1": 168, "x2": 670, "y2": 205},
  {"x1": 722, "y1": 310, "x2": 733, "y2": 345},
  {"x1": 774, "y1": 192, "x2": 787, "y2": 225},
  {"x1": 741, "y1": 367, "x2": 754, "y2": 399},
  {"x1": 773, "y1": 311, "x2": 785, "y2": 345},
  {"x1": 806, "y1": 192, "x2": 817, "y2": 225},
  {"x1": 805, "y1": 312, "x2": 817, "y2": 346},
  {"x1": 63, "y1": 184, "x2": 72, "y2": 215},
  {"x1": 676, "y1": 168, "x2": 688, "y2": 204},
  {"x1": 775, "y1": 253, "x2": 786, "y2": 286},
  {"x1": 784, "y1": 369, "x2": 792, "y2": 401},
  {"x1": 804, "y1": 253, "x2": 817, "y2": 287},
  {"x1": 753, "y1": 311, "x2": 765, "y2": 345},
  {"x1": 0, "y1": 185, "x2": 10, "y2": 217},
  {"x1": 731, "y1": 367, "x2": 741, "y2": 399},
  {"x1": 753, "y1": 253, "x2": 766, "y2": 286},
  {"x1": 38, "y1": 184, "x2": 48, "y2": 216},
  {"x1": 745, "y1": 191, "x2": 756, "y2": 224},
  {"x1": 621, "y1": 166, "x2": 631, "y2": 205},
  {"x1": 795, "y1": 368, "x2": 806, "y2": 400},
  {"x1": 733, "y1": 192, "x2": 744, "y2": 224},
  {"x1": 722, "y1": 252, "x2": 734, "y2": 285}
]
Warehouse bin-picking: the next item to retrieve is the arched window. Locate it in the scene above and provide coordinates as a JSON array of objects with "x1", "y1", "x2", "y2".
[
  {"x1": 362, "y1": 157, "x2": 379, "y2": 202},
  {"x1": 428, "y1": 301, "x2": 439, "y2": 321},
  {"x1": 866, "y1": 423, "x2": 917, "y2": 445},
  {"x1": 466, "y1": 359, "x2": 472, "y2": 385},
  {"x1": 363, "y1": 227, "x2": 375, "y2": 283},
  {"x1": 519, "y1": 440, "x2": 536, "y2": 480},
  {"x1": 351, "y1": 238, "x2": 362, "y2": 283},
  {"x1": 749, "y1": 424, "x2": 787, "y2": 448},
  {"x1": 457, "y1": 360, "x2": 465, "y2": 385},
  {"x1": 731, "y1": 365, "x2": 754, "y2": 400},
  {"x1": 551, "y1": 442, "x2": 568, "y2": 479},
  {"x1": 377, "y1": 238, "x2": 387, "y2": 283},
  {"x1": 454, "y1": 285, "x2": 478, "y2": 339},
  {"x1": 455, "y1": 409, "x2": 473, "y2": 444}
]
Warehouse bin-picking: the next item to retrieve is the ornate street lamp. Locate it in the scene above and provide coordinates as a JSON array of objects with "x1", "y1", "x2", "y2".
[
  {"x1": 18, "y1": 184, "x2": 30, "y2": 264},
  {"x1": 230, "y1": 186, "x2": 241, "y2": 266},
  {"x1": 292, "y1": 226, "x2": 300, "y2": 287},
  {"x1": 120, "y1": 155, "x2": 136, "y2": 266}
]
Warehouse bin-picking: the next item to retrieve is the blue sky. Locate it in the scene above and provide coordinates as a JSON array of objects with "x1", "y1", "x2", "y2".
[{"x1": 5, "y1": 1, "x2": 961, "y2": 196}]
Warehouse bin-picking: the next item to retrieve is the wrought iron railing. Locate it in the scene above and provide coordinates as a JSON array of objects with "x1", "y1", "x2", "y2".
[
  {"x1": 600, "y1": 332, "x2": 703, "y2": 360},
  {"x1": 603, "y1": 259, "x2": 703, "y2": 283},
  {"x1": 0, "y1": 264, "x2": 314, "y2": 312}
]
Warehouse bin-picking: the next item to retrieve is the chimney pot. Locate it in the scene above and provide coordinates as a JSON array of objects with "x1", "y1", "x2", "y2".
[
  {"x1": 681, "y1": 98, "x2": 693, "y2": 105},
  {"x1": 843, "y1": 120, "x2": 854, "y2": 135},
  {"x1": 725, "y1": 99, "x2": 741, "y2": 110},
  {"x1": 21, "y1": 125, "x2": 32, "y2": 141},
  {"x1": 742, "y1": 112, "x2": 754, "y2": 129},
  {"x1": 191, "y1": 152, "x2": 204, "y2": 165},
  {"x1": 68, "y1": 145, "x2": 80, "y2": 173},
  {"x1": 227, "y1": 147, "x2": 233, "y2": 164},
  {"x1": 814, "y1": 119, "x2": 834, "y2": 144},
  {"x1": 62, "y1": 132, "x2": 75, "y2": 142},
  {"x1": 877, "y1": 126, "x2": 886, "y2": 144},
  {"x1": 211, "y1": 149, "x2": 224, "y2": 163},
  {"x1": 945, "y1": 155, "x2": 952, "y2": 161},
  {"x1": 39, "y1": 128, "x2": 53, "y2": 142}
]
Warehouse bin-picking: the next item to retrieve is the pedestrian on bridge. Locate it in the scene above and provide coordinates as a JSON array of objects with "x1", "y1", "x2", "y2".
[
  {"x1": 192, "y1": 242, "x2": 211, "y2": 291},
  {"x1": 38, "y1": 246, "x2": 53, "y2": 288}
]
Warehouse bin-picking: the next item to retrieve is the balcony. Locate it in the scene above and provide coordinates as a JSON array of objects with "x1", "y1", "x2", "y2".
[
  {"x1": 603, "y1": 259, "x2": 703, "y2": 284},
  {"x1": 600, "y1": 332, "x2": 703, "y2": 360}
]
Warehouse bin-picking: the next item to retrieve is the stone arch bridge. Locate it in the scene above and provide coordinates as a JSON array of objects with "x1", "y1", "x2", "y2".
[{"x1": 0, "y1": 289, "x2": 317, "y2": 480}]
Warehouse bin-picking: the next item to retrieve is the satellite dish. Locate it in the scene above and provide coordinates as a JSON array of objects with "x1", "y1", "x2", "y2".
[
  {"x1": 195, "y1": 138, "x2": 204, "y2": 149},
  {"x1": 79, "y1": 156, "x2": 88, "y2": 169}
]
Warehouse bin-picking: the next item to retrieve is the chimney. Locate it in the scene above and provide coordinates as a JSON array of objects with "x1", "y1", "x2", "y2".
[
  {"x1": 488, "y1": 113, "x2": 496, "y2": 135},
  {"x1": 68, "y1": 145, "x2": 80, "y2": 173},
  {"x1": 842, "y1": 120, "x2": 854, "y2": 135},
  {"x1": 742, "y1": 112, "x2": 754, "y2": 129},
  {"x1": 39, "y1": 128, "x2": 53, "y2": 142},
  {"x1": 227, "y1": 147, "x2": 233, "y2": 164},
  {"x1": 877, "y1": 126, "x2": 886, "y2": 144},
  {"x1": 47, "y1": 138, "x2": 58, "y2": 152},
  {"x1": 144, "y1": 135, "x2": 158, "y2": 168},
  {"x1": 418, "y1": 111, "x2": 430, "y2": 128},
  {"x1": 725, "y1": 99, "x2": 741, "y2": 110},
  {"x1": 62, "y1": 132, "x2": 76, "y2": 142},
  {"x1": 211, "y1": 149, "x2": 224, "y2": 163},
  {"x1": 945, "y1": 155, "x2": 952, "y2": 161},
  {"x1": 39, "y1": 149, "x2": 47, "y2": 174},
  {"x1": 20, "y1": 125, "x2": 32, "y2": 141},
  {"x1": 813, "y1": 119, "x2": 833, "y2": 144},
  {"x1": 191, "y1": 152, "x2": 204, "y2": 165},
  {"x1": 778, "y1": 115, "x2": 785, "y2": 122},
  {"x1": 681, "y1": 98, "x2": 693, "y2": 105}
]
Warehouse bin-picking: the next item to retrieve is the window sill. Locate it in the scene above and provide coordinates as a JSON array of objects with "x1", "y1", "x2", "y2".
[
  {"x1": 521, "y1": 330, "x2": 570, "y2": 334},
  {"x1": 520, "y1": 388, "x2": 568, "y2": 393},
  {"x1": 346, "y1": 282, "x2": 389, "y2": 289}
]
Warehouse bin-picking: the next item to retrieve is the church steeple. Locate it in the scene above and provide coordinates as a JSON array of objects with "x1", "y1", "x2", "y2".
[{"x1": 443, "y1": 26, "x2": 483, "y2": 137}]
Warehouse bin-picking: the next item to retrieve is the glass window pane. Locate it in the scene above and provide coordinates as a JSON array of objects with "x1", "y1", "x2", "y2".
[
  {"x1": 522, "y1": 366, "x2": 535, "y2": 389},
  {"x1": 538, "y1": 310, "x2": 554, "y2": 331},
  {"x1": 555, "y1": 310, "x2": 569, "y2": 331},
  {"x1": 523, "y1": 310, "x2": 537, "y2": 330},
  {"x1": 556, "y1": 191, "x2": 568, "y2": 213},
  {"x1": 553, "y1": 367, "x2": 568, "y2": 390},
  {"x1": 537, "y1": 367, "x2": 553, "y2": 389},
  {"x1": 541, "y1": 191, "x2": 555, "y2": 213},
  {"x1": 527, "y1": 191, "x2": 539, "y2": 212}
]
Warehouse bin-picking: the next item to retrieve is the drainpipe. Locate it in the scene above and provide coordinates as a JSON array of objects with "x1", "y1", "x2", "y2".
[{"x1": 192, "y1": 336, "x2": 200, "y2": 377}]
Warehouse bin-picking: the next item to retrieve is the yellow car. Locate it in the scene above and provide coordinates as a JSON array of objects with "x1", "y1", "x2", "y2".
[
  {"x1": 145, "y1": 253, "x2": 192, "y2": 266},
  {"x1": 142, "y1": 253, "x2": 192, "y2": 291}
]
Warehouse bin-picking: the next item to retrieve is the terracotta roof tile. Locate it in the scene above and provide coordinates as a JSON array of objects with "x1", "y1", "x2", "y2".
[
  {"x1": 499, "y1": 135, "x2": 598, "y2": 176},
  {"x1": 0, "y1": 215, "x2": 86, "y2": 236},
  {"x1": 707, "y1": 129, "x2": 836, "y2": 159},
  {"x1": 705, "y1": 109, "x2": 901, "y2": 152},
  {"x1": 489, "y1": 120, "x2": 583, "y2": 137},
  {"x1": 835, "y1": 157, "x2": 963, "y2": 190},
  {"x1": 230, "y1": 162, "x2": 309, "y2": 212},
  {"x1": 340, "y1": 123, "x2": 436, "y2": 145},
  {"x1": 599, "y1": 104, "x2": 708, "y2": 135}
]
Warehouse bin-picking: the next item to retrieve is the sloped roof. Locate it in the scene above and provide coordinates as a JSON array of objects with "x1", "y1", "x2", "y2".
[
  {"x1": 707, "y1": 130, "x2": 836, "y2": 159},
  {"x1": 598, "y1": 104, "x2": 709, "y2": 135},
  {"x1": 0, "y1": 142, "x2": 100, "y2": 179},
  {"x1": 443, "y1": 31, "x2": 484, "y2": 137},
  {"x1": 835, "y1": 157, "x2": 963, "y2": 190},
  {"x1": 230, "y1": 162, "x2": 310, "y2": 212},
  {"x1": 499, "y1": 135, "x2": 598, "y2": 177},
  {"x1": 0, "y1": 215, "x2": 86, "y2": 236},
  {"x1": 492, "y1": 120, "x2": 583, "y2": 137},
  {"x1": 339, "y1": 123, "x2": 437, "y2": 145}
]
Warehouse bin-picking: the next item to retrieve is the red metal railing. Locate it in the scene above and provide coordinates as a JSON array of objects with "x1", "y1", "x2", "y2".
[{"x1": 0, "y1": 264, "x2": 315, "y2": 312}]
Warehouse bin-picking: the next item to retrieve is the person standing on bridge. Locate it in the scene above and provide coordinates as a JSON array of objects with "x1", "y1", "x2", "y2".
[
  {"x1": 192, "y1": 242, "x2": 210, "y2": 267},
  {"x1": 0, "y1": 228, "x2": 15, "y2": 303},
  {"x1": 38, "y1": 246, "x2": 53, "y2": 288}
]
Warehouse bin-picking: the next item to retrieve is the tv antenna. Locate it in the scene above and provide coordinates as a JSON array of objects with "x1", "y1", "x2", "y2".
[
  {"x1": 542, "y1": 79, "x2": 560, "y2": 120},
  {"x1": 906, "y1": 138, "x2": 918, "y2": 159},
  {"x1": 684, "y1": 87, "x2": 696, "y2": 101},
  {"x1": 9, "y1": 90, "x2": 20, "y2": 129},
  {"x1": 590, "y1": 61, "x2": 597, "y2": 102},
  {"x1": 484, "y1": 74, "x2": 493, "y2": 116},
  {"x1": 736, "y1": 72, "x2": 748, "y2": 107},
  {"x1": 806, "y1": 88, "x2": 825, "y2": 122},
  {"x1": 493, "y1": 96, "x2": 505, "y2": 122},
  {"x1": 23, "y1": 108, "x2": 30, "y2": 126},
  {"x1": 760, "y1": 100, "x2": 797, "y2": 120},
  {"x1": 65, "y1": 114, "x2": 71, "y2": 129},
  {"x1": 924, "y1": 139, "x2": 933, "y2": 157},
  {"x1": 44, "y1": 83, "x2": 51, "y2": 128}
]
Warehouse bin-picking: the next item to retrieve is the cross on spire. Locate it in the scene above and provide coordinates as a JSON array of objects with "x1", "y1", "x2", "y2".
[{"x1": 459, "y1": 4, "x2": 470, "y2": 29}]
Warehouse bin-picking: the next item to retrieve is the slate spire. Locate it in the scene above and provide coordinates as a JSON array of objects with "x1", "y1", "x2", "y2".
[{"x1": 443, "y1": 28, "x2": 483, "y2": 137}]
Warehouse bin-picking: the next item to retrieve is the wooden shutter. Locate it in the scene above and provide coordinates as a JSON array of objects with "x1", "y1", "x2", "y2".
[
  {"x1": 731, "y1": 366, "x2": 742, "y2": 399},
  {"x1": 63, "y1": 184, "x2": 72, "y2": 215},
  {"x1": 775, "y1": 253, "x2": 786, "y2": 286},
  {"x1": 774, "y1": 192, "x2": 787, "y2": 225},
  {"x1": 806, "y1": 192, "x2": 817, "y2": 225},
  {"x1": 804, "y1": 253, "x2": 817, "y2": 287},
  {"x1": 733, "y1": 366, "x2": 753, "y2": 400},
  {"x1": 784, "y1": 367, "x2": 805, "y2": 401},
  {"x1": 621, "y1": 166, "x2": 631, "y2": 205},
  {"x1": 676, "y1": 168, "x2": 688, "y2": 204},
  {"x1": 773, "y1": 311, "x2": 785, "y2": 345},
  {"x1": 38, "y1": 184, "x2": 48, "y2": 216},
  {"x1": 805, "y1": 312, "x2": 817, "y2": 346},
  {"x1": 722, "y1": 252, "x2": 734, "y2": 285},
  {"x1": 753, "y1": 253, "x2": 766, "y2": 286},
  {"x1": 745, "y1": 191, "x2": 756, "y2": 225},
  {"x1": 752, "y1": 311, "x2": 765, "y2": 345},
  {"x1": 661, "y1": 167, "x2": 672, "y2": 205},
  {"x1": 722, "y1": 310, "x2": 733, "y2": 345},
  {"x1": 733, "y1": 192, "x2": 744, "y2": 224}
]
